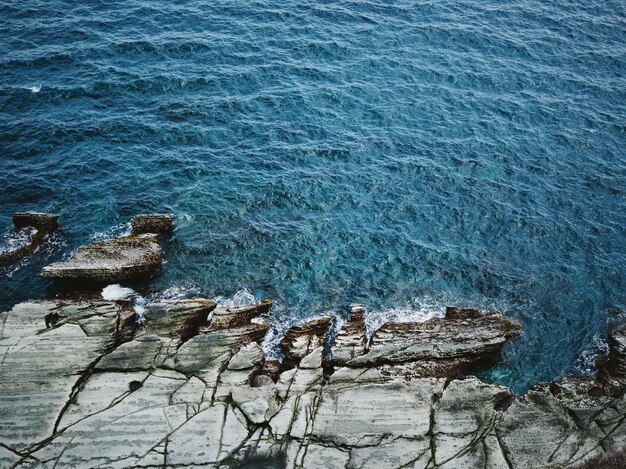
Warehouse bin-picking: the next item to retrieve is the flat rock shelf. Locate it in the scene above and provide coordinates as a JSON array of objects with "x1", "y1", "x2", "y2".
[{"x1": 0, "y1": 299, "x2": 624, "y2": 468}]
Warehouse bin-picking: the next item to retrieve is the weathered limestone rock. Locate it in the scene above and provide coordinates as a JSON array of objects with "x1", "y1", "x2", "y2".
[
  {"x1": 41, "y1": 236, "x2": 162, "y2": 282},
  {"x1": 2, "y1": 296, "x2": 625, "y2": 469},
  {"x1": 331, "y1": 304, "x2": 368, "y2": 365},
  {"x1": 312, "y1": 378, "x2": 443, "y2": 447},
  {"x1": 207, "y1": 299, "x2": 272, "y2": 330},
  {"x1": 130, "y1": 213, "x2": 176, "y2": 236},
  {"x1": 433, "y1": 377, "x2": 512, "y2": 466},
  {"x1": 280, "y1": 316, "x2": 331, "y2": 369},
  {"x1": 342, "y1": 305, "x2": 522, "y2": 379},
  {"x1": 0, "y1": 211, "x2": 58, "y2": 264},
  {"x1": 0, "y1": 301, "x2": 120, "y2": 451},
  {"x1": 144, "y1": 299, "x2": 216, "y2": 340}
]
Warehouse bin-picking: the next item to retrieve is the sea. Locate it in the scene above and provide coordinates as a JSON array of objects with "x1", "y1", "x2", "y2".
[{"x1": 1, "y1": 0, "x2": 625, "y2": 393}]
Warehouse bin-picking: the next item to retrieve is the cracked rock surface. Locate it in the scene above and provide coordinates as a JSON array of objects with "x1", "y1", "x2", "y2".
[{"x1": 1, "y1": 299, "x2": 625, "y2": 468}]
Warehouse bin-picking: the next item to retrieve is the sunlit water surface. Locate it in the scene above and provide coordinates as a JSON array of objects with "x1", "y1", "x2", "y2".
[{"x1": 1, "y1": 0, "x2": 625, "y2": 392}]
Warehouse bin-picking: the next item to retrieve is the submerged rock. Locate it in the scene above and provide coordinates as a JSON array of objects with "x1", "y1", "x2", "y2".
[{"x1": 0, "y1": 211, "x2": 59, "y2": 265}]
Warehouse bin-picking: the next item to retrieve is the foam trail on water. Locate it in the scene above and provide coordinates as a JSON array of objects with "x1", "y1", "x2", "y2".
[
  {"x1": 90, "y1": 222, "x2": 131, "y2": 242},
  {"x1": 575, "y1": 333, "x2": 609, "y2": 376}
]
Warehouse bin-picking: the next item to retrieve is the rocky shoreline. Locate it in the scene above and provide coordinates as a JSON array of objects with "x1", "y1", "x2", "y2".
[{"x1": 1, "y1": 213, "x2": 625, "y2": 468}]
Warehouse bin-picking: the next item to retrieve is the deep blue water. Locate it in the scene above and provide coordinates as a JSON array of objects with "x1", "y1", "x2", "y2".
[{"x1": 1, "y1": 0, "x2": 625, "y2": 392}]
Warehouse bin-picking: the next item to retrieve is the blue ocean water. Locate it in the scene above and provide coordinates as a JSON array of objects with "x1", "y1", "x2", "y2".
[{"x1": 1, "y1": 0, "x2": 625, "y2": 392}]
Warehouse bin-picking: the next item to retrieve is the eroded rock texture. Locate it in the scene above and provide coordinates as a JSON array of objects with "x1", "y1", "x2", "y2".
[
  {"x1": 0, "y1": 300, "x2": 624, "y2": 468},
  {"x1": 40, "y1": 214, "x2": 175, "y2": 283}
]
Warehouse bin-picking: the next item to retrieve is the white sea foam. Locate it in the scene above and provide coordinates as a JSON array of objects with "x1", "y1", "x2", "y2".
[
  {"x1": 575, "y1": 333, "x2": 609, "y2": 375},
  {"x1": 101, "y1": 284, "x2": 146, "y2": 324},
  {"x1": 134, "y1": 297, "x2": 147, "y2": 324},
  {"x1": 101, "y1": 284, "x2": 136, "y2": 300},
  {"x1": 365, "y1": 298, "x2": 447, "y2": 339},
  {"x1": 90, "y1": 222, "x2": 131, "y2": 241},
  {"x1": 0, "y1": 227, "x2": 35, "y2": 255},
  {"x1": 155, "y1": 284, "x2": 202, "y2": 301},
  {"x1": 213, "y1": 288, "x2": 257, "y2": 308}
]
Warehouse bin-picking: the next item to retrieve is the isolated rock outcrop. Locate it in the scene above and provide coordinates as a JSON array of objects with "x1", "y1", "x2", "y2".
[
  {"x1": 130, "y1": 213, "x2": 176, "y2": 236},
  {"x1": 41, "y1": 236, "x2": 162, "y2": 282},
  {"x1": 40, "y1": 214, "x2": 175, "y2": 282},
  {"x1": 0, "y1": 211, "x2": 59, "y2": 264},
  {"x1": 0, "y1": 298, "x2": 624, "y2": 468}
]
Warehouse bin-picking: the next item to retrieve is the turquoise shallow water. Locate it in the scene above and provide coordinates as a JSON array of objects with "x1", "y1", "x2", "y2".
[{"x1": 1, "y1": 0, "x2": 625, "y2": 392}]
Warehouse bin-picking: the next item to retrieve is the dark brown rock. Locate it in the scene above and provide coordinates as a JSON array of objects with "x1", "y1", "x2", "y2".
[
  {"x1": 0, "y1": 212, "x2": 59, "y2": 265},
  {"x1": 131, "y1": 214, "x2": 176, "y2": 236},
  {"x1": 280, "y1": 316, "x2": 331, "y2": 369},
  {"x1": 12, "y1": 212, "x2": 59, "y2": 231},
  {"x1": 41, "y1": 236, "x2": 162, "y2": 282},
  {"x1": 608, "y1": 324, "x2": 626, "y2": 379},
  {"x1": 144, "y1": 300, "x2": 217, "y2": 341}
]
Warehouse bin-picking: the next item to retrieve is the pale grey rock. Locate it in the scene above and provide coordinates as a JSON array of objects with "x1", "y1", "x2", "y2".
[
  {"x1": 96, "y1": 334, "x2": 172, "y2": 371},
  {"x1": 301, "y1": 444, "x2": 350, "y2": 469},
  {"x1": 0, "y1": 323, "x2": 112, "y2": 450},
  {"x1": 331, "y1": 304, "x2": 367, "y2": 365},
  {"x1": 0, "y1": 445, "x2": 22, "y2": 468},
  {"x1": 0, "y1": 300, "x2": 61, "y2": 338},
  {"x1": 144, "y1": 299, "x2": 216, "y2": 339},
  {"x1": 227, "y1": 342, "x2": 264, "y2": 370},
  {"x1": 163, "y1": 323, "x2": 268, "y2": 374},
  {"x1": 58, "y1": 370, "x2": 150, "y2": 430},
  {"x1": 311, "y1": 379, "x2": 443, "y2": 447},
  {"x1": 28, "y1": 373, "x2": 189, "y2": 467},
  {"x1": 433, "y1": 377, "x2": 512, "y2": 466},
  {"x1": 167, "y1": 402, "x2": 249, "y2": 465},
  {"x1": 171, "y1": 376, "x2": 206, "y2": 405},
  {"x1": 207, "y1": 299, "x2": 272, "y2": 330},
  {"x1": 300, "y1": 346, "x2": 323, "y2": 369},
  {"x1": 2, "y1": 297, "x2": 625, "y2": 469},
  {"x1": 348, "y1": 437, "x2": 431, "y2": 469},
  {"x1": 496, "y1": 384, "x2": 577, "y2": 468},
  {"x1": 232, "y1": 386, "x2": 279, "y2": 424}
]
